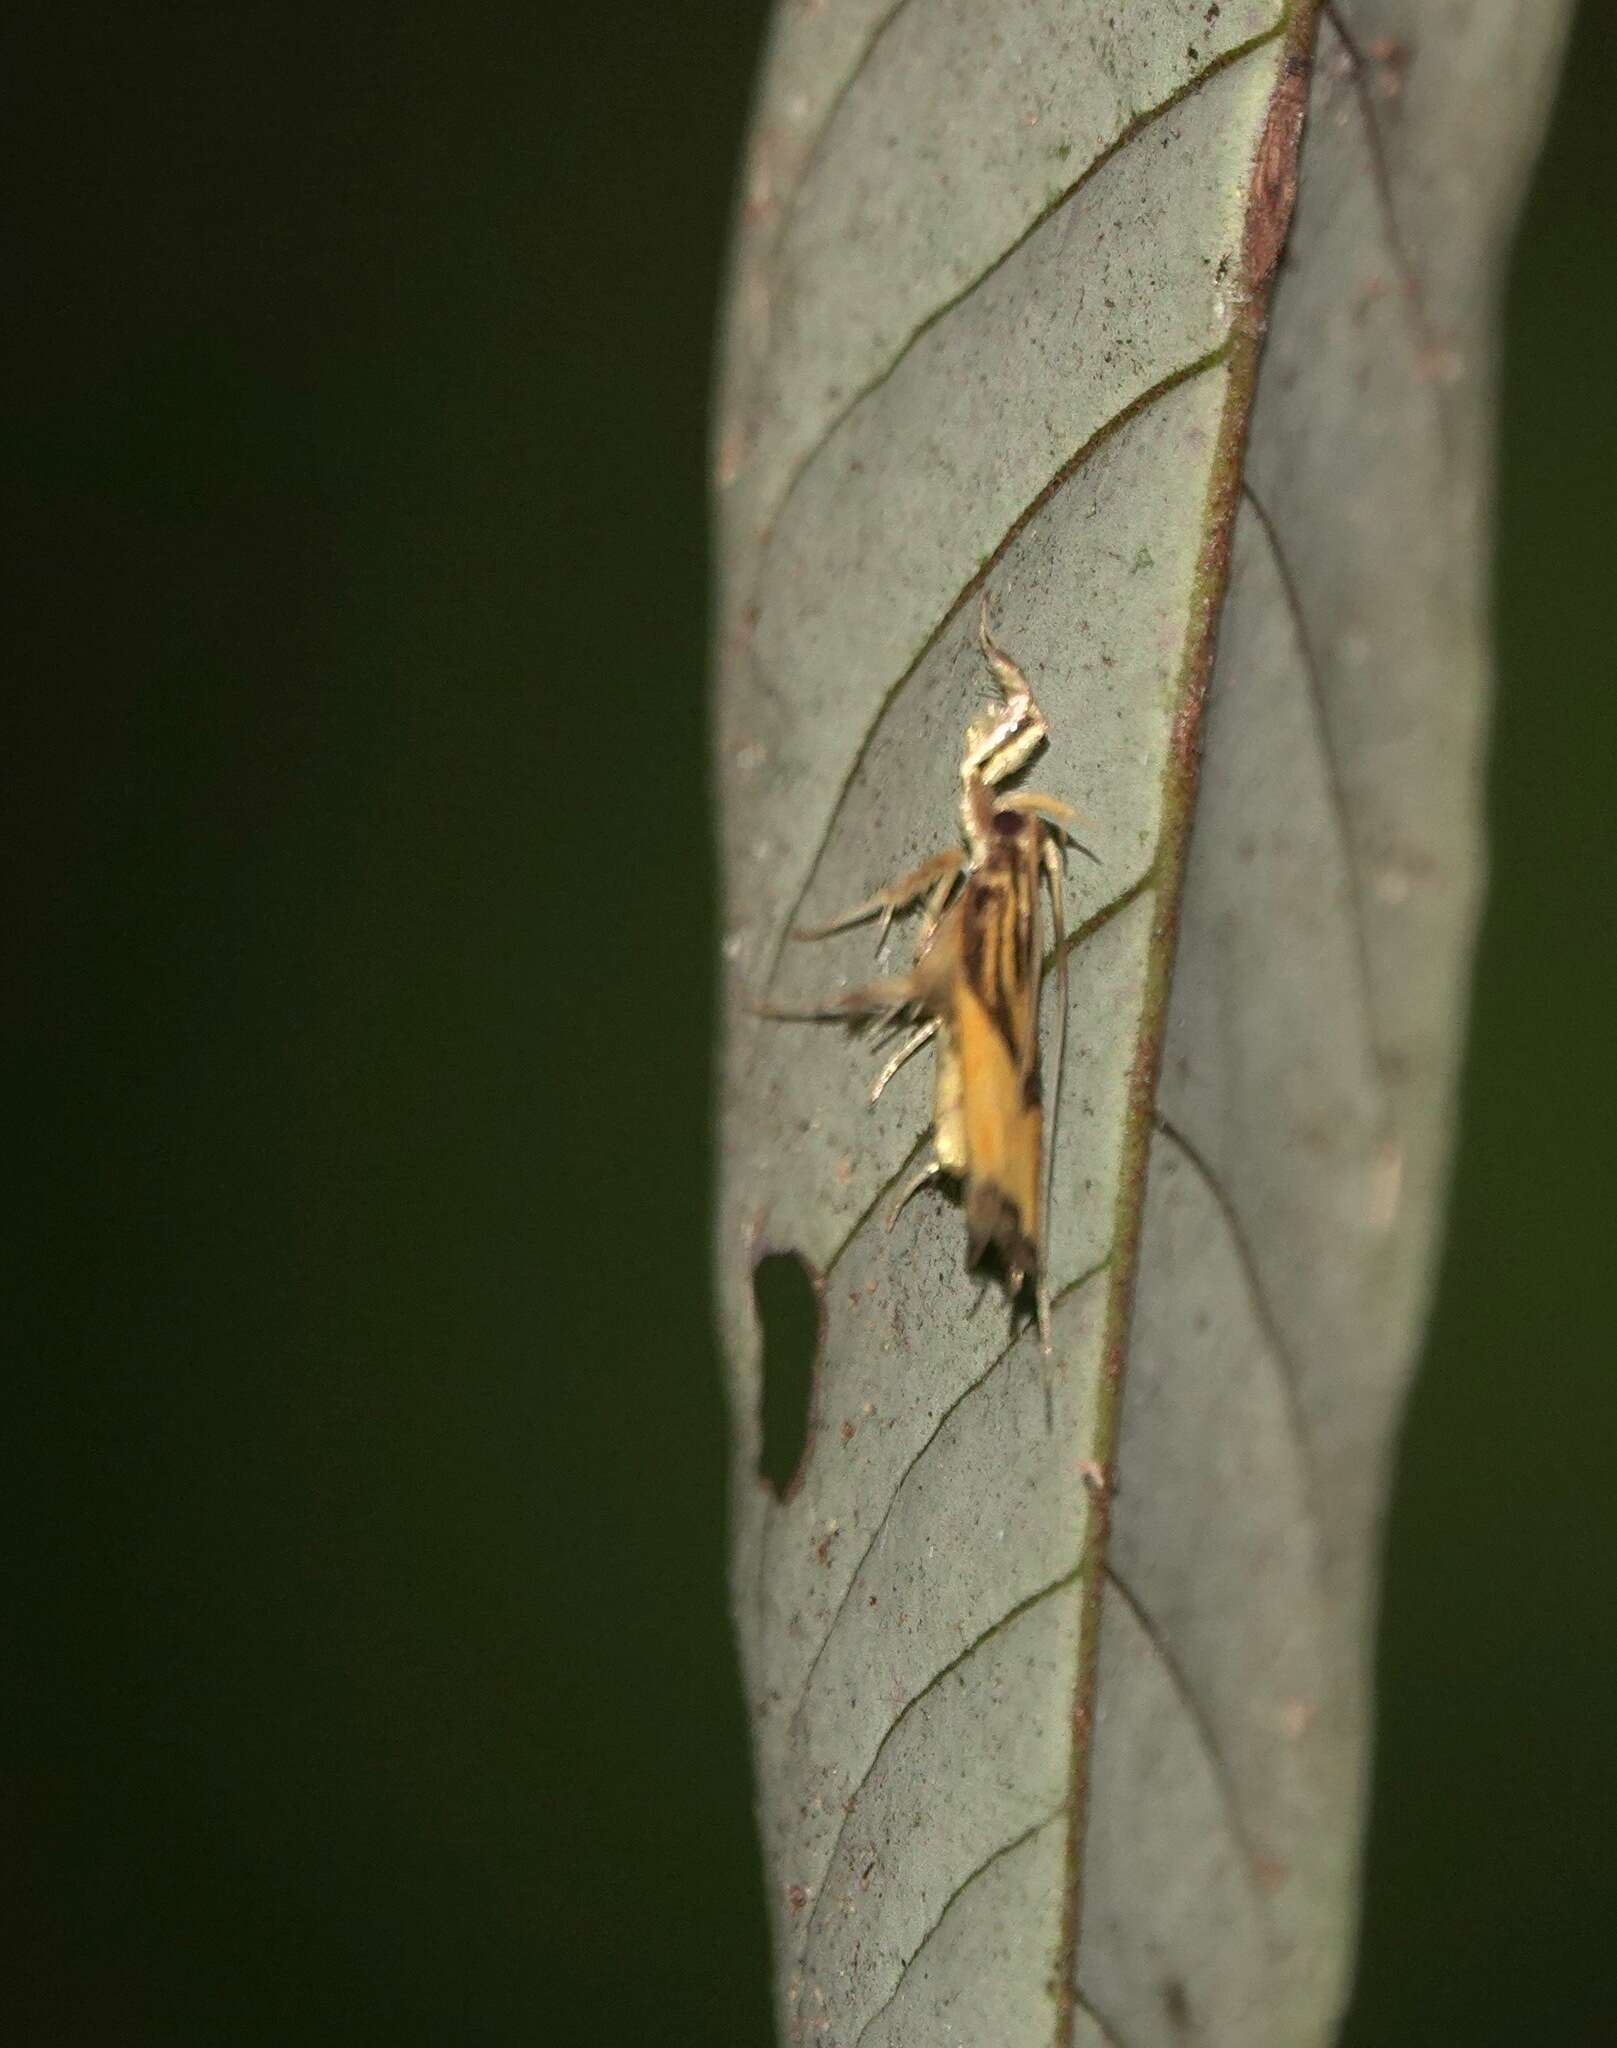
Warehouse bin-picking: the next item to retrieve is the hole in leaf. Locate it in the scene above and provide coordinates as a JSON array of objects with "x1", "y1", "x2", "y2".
[{"x1": 753, "y1": 1250, "x2": 821, "y2": 1500}]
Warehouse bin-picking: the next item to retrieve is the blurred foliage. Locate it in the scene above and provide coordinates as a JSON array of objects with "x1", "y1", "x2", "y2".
[{"x1": 5, "y1": 4, "x2": 1612, "y2": 2043}]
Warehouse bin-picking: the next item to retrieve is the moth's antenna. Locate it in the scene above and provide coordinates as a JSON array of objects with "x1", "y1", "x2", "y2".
[{"x1": 1039, "y1": 833, "x2": 1067, "y2": 1433}]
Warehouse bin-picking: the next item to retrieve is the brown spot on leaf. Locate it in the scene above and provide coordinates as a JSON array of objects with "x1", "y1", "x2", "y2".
[
  {"x1": 1365, "y1": 35, "x2": 1410, "y2": 100},
  {"x1": 1242, "y1": 52, "x2": 1312, "y2": 293},
  {"x1": 1255, "y1": 1853, "x2": 1291, "y2": 1892}
]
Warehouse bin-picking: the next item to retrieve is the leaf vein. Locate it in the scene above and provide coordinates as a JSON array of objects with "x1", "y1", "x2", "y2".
[
  {"x1": 1319, "y1": 2, "x2": 1441, "y2": 383},
  {"x1": 800, "y1": 1563, "x2": 1084, "y2": 1961},
  {"x1": 760, "y1": 23, "x2": 1288, "y2": 545},
  {"x1": 766, "y1": 0, "x2": 918, "y2": 268},
  {"x1": 1072, "y1": 1985, "x2": 1130, "y2": 2048},
  {"x1": 787, "y1": 1256, "x2": 1113, "y2": 1741},
  {"x1": 1102, "y1": 1561, "x2": 1271, "y2": 1900},
  {"x1": 1051, "y1": 9, "x2": 1326, "y2": 2017},
  {"x1": 1239, "y1": 477, "x2": 1390, "y2": 1088},
  {"x1": 1150, "y1": 1110, "x2": 1318, "y2": 1500},
  {"x1": 849, "y1": 1809, "x2": 1065, "y2": 2048}
]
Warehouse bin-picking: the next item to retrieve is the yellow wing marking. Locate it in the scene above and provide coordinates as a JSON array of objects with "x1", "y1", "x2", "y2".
[{"x1": 953, "y1": 976, "x2": 1041, "y2": 1273}]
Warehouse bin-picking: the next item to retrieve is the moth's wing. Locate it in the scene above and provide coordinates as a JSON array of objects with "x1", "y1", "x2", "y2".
[
  {"x1": 953, "y1": 827, "x2": 1045, "y2": 1277},
  {"x1": 955, "y1": 979, "x2": 1041, "y2": 1277}
]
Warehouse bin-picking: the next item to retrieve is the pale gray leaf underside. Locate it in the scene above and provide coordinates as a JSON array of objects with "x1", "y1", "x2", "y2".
[{"x1": 712, "y1": 4, "x2": 1568, "y2": 2043}]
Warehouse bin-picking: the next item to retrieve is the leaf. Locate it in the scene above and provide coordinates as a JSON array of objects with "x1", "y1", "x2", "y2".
[{"x1": 712, "y1": 3, "x2": 1570, "y2": 2042}]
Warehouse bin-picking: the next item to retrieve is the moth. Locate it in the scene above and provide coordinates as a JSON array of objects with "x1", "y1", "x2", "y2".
[{"x1": 767, "y1": 597, "x2": 1088, "y2": 1349}]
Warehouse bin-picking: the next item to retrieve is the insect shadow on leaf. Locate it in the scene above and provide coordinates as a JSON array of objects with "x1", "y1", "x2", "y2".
[{"x1": 752, "y1": 1248, "x2": 822, "y2": 1500}]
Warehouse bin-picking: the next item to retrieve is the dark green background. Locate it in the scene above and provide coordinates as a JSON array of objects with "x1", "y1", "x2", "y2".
[{"x1": 7, "y1": 5, "x2": 1613, "y2": 2042}]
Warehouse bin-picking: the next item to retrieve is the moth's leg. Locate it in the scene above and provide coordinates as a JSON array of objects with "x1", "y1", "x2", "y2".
[
  {"x1": 752, "y1": 974, "x2": 919, "y2": 1026},
  {"x1": 868, "y1": 1018, "x2": 938, "y2": 1103},
  {"x1": 996, "y1": 791, "x2": 1092, "y2": 840},
  {"x1": 793, "y1": 848, "x2": 964, "y2": 952},
  {"x1": 915, "y1": 865, "x2": 964, "y2": 953},
  {"x1": 885, "y1": 1156, "x2": 945, "y2": 1233},
  {"x1": 997, "y1": 790, "x2": 1082, "y2": 831},
  {"x1": 1041, "y1": 834, "x2": 1067, "y2": 956},
  {"x1": 998, "y1": 791, "x2": 1103, "y2": 872}
]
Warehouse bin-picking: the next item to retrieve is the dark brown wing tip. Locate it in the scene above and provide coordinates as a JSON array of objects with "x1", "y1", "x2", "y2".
[{"x1": 965, "y1": 1181, "x2": 1038, "y2": 1284}]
